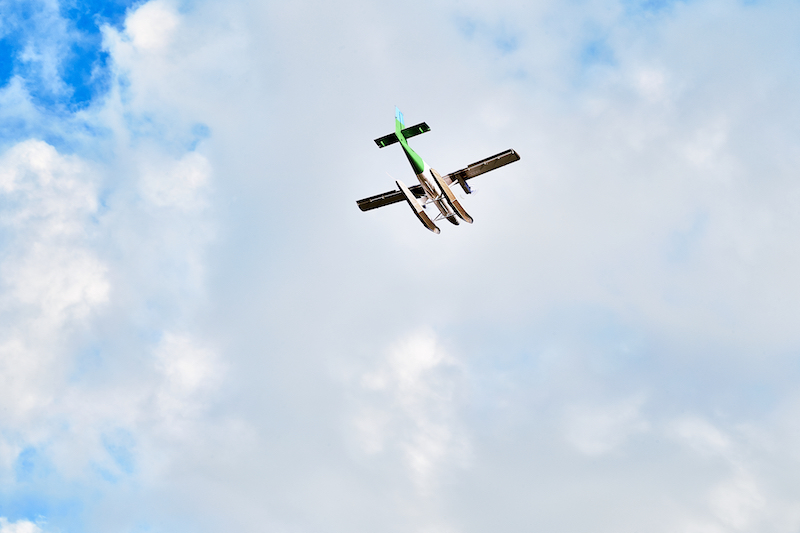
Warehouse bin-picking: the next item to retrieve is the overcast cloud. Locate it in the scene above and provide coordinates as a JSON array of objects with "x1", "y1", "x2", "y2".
[{"x1": 2, "y1": 0, "x2": 800, "y2": 531}]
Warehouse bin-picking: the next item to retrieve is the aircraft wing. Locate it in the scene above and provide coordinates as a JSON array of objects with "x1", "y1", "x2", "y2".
[
  {"x1": 356, "y1": 148, "x2": 520, "y2": 211},
  {"x1": 357, "y1": 183, "x2": 426, "y2": 211},
  {"x1": 443, "y1": 149, "x2": 520, "y2": 189}
]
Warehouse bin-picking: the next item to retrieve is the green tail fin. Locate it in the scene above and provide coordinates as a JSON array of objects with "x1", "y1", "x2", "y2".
[{"x1": 395, "y1": 106, "x2": 405, "y2": 137}]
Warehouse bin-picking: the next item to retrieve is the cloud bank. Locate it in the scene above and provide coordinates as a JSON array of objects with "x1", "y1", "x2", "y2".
[{"x1": 2, "y1": 0, "x2": 800, "y2": 532}]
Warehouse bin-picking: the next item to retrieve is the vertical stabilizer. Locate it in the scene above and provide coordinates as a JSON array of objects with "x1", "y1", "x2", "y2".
[
  {"x1": 395, "y1": 107, "x2": 405, "y2": 139},
  {"x1": 394, "y1": 108, "x2": 425, "y2": 174}
]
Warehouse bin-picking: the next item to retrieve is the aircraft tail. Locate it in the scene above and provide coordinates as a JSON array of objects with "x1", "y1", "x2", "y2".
[
  {"x1": 395, "y1": 106, "x2": 405, "y2": 136},
  {"x1": 374, "y1": 107, "x2": 430, "y2": 148}
]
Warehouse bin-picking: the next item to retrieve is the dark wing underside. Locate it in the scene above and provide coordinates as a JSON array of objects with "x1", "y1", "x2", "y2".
[
  {"x1": 356, "y1": 184, "x2": 425, "y2": 212},
  {"x1": 373, "y1": 122, "x2": 431, "y2": 148},
  {"x1": 356, "y1": 148, "x2": 520, "y2": 212},
  {"x1": 442, "y1": 148, "x2": 520, "y2": 186}
]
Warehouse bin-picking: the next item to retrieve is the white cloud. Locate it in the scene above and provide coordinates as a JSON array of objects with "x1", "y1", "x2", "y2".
[
  {"x1": 563, "y1": 395, "x2": 649, "y2": 456},
  {"x1": 5, "y1": 245, "x2": 108, "y2": 322},
  {"x1": 634, "y1": 68, "x2": 671, "y2": 103},
  {"x1": 0, "y1": 140, "x2": 107, "y2": 429},
  {"x1": 0, "y1": 518, "x2": 43, "y2": 533},
  {"x1": 155, "y1": 332, "x2": 219, "y2": 393},
  {"x1": 0, "y1": 48, "x2": 221, "y2": 524},
  {"x1": 708, "y1": 473, "x2": 765, "y2": 531},
  {"x1": 0, "y1": 132, "x2": 221, "y2": 469},
  {"x1": 355, "y1": 329, "x2": 469, "y2": 490},
  {"x1": 139, "y1": 151, "x2": 211, "y2": 210},
  {"x1": 662, "y1": 415, "x2": 800, "y2": 533},
  {"x1": 670, "y1": 417, "x2": 732, "y2": 458},
  {"x1": 124, "y1": 0, "x2": 180, "y2": 51},
  {"x1": 153, "y1": 332, "x2": 222, "y2": 431},
  {"x1": 0, "y1": 140, "x2": 99, "y2": 239},
  {"x1": 3, "y1": 0, "x2": 75, "y2": 101},
  {"x1": 5, "y1": 0, "x2": 800, "y2": 531}
]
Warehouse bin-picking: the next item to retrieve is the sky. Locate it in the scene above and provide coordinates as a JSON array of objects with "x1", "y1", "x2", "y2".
[{"x1": 2, "y1": 0, "x2": 800, "y2": 531}]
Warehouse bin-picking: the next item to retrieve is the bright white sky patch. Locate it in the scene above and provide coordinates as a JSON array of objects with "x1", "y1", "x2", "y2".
[
  {"x1": 124, "y1": 1, "x2": 180, "y2": 51},
  {"x1": 139, "y1": 151, "x2": 211, "y2": 210},
  {"x1": 356, "y1": 329, "x2": 469, "y2": 490},
  {"x1": 0, "y1": 518, "x2": 44, "y2": 533},
  {"x1": 563, "y1": 395, "x2": 649, "y2": 456}
]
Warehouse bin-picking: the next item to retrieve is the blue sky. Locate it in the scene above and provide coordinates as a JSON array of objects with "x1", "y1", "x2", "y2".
[{"x1": 3, "y1": 0, "x2": 800, "y2": 532}]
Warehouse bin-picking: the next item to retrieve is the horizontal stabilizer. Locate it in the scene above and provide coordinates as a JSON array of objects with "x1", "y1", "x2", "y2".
[
  {"x1": 401, "y1": 122, "x2": 430, "y2": 139},
  {"x1": 356, "y1": 183, "x2": 425, "y2": 211},
  {"x1": 443, "y1": 148, "x2": 520, "y2": 193},
  {"x1": 374, "y1": 133, "x2": 399, "y2": 149},
  {"x1": 374, "y1": 122, "x2": 431, "y2": 148}
]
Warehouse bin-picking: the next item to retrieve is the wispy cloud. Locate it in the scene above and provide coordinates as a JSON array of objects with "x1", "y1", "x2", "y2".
[{"x1": 355, "y1": 329, "x2": 470, "y2": 490}]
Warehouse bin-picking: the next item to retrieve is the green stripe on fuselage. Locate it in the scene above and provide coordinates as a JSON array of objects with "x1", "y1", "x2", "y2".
[{"x1": 396, "y1": 117, "x2": 425, "y2": 175}]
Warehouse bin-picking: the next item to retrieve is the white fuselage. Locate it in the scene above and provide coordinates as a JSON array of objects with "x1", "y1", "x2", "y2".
[{"x1": 416, "y1": 162, "x2": 454, "y2": 220}]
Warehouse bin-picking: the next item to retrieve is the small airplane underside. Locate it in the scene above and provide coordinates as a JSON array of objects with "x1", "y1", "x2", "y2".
[{"x1": 356, "y1": 108, "x2": 520, "y2": 233}]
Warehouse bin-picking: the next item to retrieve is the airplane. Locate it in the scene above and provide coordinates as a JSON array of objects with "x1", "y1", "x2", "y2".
[{"x1": 356, "y1": 107, "x2": 520, "y2": 233}]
